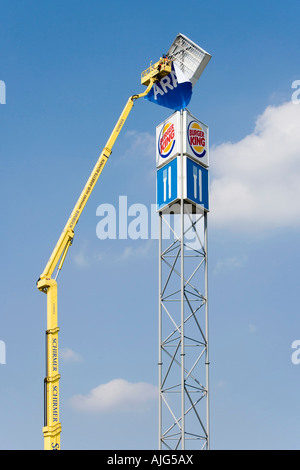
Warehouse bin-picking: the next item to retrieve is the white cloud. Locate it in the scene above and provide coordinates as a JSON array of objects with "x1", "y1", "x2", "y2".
[
  {"x1": 118, "y1": 239, "x2": 154, "y2": 261},
  {"x1": 59, "y1": 347, "x2": 83, "y2": 363},
  {"x1": 73, "y1": 250, "x2": 90, "y2": 268},
  {"x1": 210, "y1": 101, "x2": 300, "y2": 232},
  {"x1": 248, "y1": 324, "x2": 257, "y2": 334},
  {"x1": 73, "y1": 240, "x2": 106, "y2": 268},
  {"x1": 70, "y1": 378, "x2": 158, "y2": 413},
  {"x1": 73, "y1": 240, "x2": 92, "y2": 268},
  {"x1": 214, "y1": 255, "x2": 247, "y2": 274},
  {"x1": 123, "y1": 130, "x2": 155, "y2": 159}
]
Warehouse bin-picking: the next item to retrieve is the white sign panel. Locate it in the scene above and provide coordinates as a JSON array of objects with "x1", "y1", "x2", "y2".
[
  {"x1": 183, "y1": 111, "x2": 209, "y2": 168},
  {"x1": 156, "y1": 112, "x2": 180, "y2": 168}
]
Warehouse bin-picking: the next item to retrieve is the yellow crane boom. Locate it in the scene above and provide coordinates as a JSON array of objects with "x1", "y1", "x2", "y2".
[{"x1": 37, "y1": 57, "x2": 171, "y2": 450}]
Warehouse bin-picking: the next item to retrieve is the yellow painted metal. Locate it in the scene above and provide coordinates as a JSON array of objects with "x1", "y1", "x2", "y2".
[
  {"x1": 40, "y1": 278, "x2": 61, "y2": 450},
  {"x1": 141, "y1": 57, "x2": 172, "y2": 86},
  {"x1": 37, "y1": 77, "x2": 155, "y2": 450}
]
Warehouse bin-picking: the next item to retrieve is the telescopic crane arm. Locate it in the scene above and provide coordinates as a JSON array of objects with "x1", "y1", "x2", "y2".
[
  {"x1": 37, "y1": 80, "x2": 154, "y2": 287},
  {"x1": 37, "y1": 57, "x2": 171, "y2": 451},
  {"x1": 36, "y1": 82, "x2": 154, "y2": 451}
]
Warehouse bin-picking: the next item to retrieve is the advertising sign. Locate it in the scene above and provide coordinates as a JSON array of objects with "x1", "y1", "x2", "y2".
[
  {"x1": 156, "y1": 156, "x2": 209, "y2": 212},
  {"x1": 156, "y1": 111, "x2": 209, "y2": 169},
  {"x1": 156, "y1": 111, "x2": 209, "y2": 212},
  {"x1": 145, "y1": 62, "x2": 192, "y2": 112},
  {"x1": 183, "y1": 111, "x2": 209, "y2": 168},
  {"x1": 156, "y1": 157, "x2": 179, "y2": 211},
  {"x1": 156, "y1": 112, "x2": 180, "y2": 168},
  {"x1": 185, "y1": 157, "x2": 209, "y2": 210}
]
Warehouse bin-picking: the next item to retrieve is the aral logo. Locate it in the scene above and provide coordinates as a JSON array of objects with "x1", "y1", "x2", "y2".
[
  {"x1": 188, "y1": 121, "x2": 206, "y2": 158},
  {"x1": 158, "y1": 122, "x2": 175, "y2": 158}
]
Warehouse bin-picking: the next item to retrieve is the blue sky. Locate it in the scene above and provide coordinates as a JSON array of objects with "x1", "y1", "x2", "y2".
[{"x1": 1, "y1": 0, "x2": 300, "y2": 450}]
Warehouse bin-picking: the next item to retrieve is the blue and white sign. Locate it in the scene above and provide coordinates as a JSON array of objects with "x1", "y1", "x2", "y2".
[
  {"x1": 156, "y1": 158, "x2": 178, "y2": 211},
  {"x1": 156, "y1": 110, "x2": 209, "y2": 213},
  {"x1": 186, "y1": 158, "x2": 209, "y2": 211},
  {"x1": 156, "y1": 156, "x2": 209, "y2": 212},
  {"x1": 145, "y1": 62, "x2": 192, "y2": 111}
]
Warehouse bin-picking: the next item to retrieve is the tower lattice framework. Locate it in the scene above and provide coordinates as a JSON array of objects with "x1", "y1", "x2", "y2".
[{"x1": 158, "y1": 204, "x2": 209, "y2": 450}]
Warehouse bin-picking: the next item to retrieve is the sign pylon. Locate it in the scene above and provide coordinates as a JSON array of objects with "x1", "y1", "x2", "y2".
[{"x1": 157, "y1": 110, "x2": 210, "y2": 450}]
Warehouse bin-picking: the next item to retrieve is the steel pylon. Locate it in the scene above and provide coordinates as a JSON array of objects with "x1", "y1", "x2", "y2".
[{"x1": 158, "y1": 203, "x2": 209, "y2": 450}]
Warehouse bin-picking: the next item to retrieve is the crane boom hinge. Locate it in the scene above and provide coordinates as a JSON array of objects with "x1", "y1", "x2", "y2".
[
  {"x1": 46, "y1": 327, "x2": 60, "y2": 335},
  {"x1": 103, "y1": 147, "x2": 112, "y2": 158}
]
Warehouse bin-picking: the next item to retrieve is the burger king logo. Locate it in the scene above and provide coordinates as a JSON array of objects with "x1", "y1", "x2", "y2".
[
  {"x1": 187, "y1": 121, "x2": 206, "y2": 159},
  {"x1": 158, "y1": 122, "x2": 176, "y2": 158}
]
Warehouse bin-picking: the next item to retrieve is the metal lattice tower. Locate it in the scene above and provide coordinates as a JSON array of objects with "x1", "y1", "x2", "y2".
[{"x1": 158, "y1": 204, "x2": 209, "y2": 450}]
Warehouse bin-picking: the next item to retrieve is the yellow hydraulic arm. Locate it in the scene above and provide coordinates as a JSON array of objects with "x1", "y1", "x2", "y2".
[{"x1": 37, "y1": 57, "x2": 171, "y2": 450}]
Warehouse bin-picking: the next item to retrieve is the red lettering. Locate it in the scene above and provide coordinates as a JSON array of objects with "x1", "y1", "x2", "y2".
[
  {"x1": 160, "y1": 124, "x2": 175, "y2": 153},
  {"x1": 189, "y1": 129, "x2": 204, "y2": 137},
  {"x1": 190, "y1": 136, "x2": 205, "y2": 147}
]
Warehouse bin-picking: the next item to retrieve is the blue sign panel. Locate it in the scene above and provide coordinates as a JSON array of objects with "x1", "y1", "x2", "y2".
[
  {"x1": 156, "y1": 158, "x2": 178, "y2": 210},
  {"x1": 186, "y1": 158, "x2": 209, "y2": 210},
  {"x1": 145, "y1": 62, "x2": 192, "y2": 111}
]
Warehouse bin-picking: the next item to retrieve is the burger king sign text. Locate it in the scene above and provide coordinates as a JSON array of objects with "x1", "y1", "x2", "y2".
[
  {"x1": 184, "y1": 112, "x2": 209, "y2": 167},
  {"x1": 156, "y1": 112, "x2": 180, "y2": 168},
  {"x1": 156, "y1": 111, "x2": 209, "y2": 168}
]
